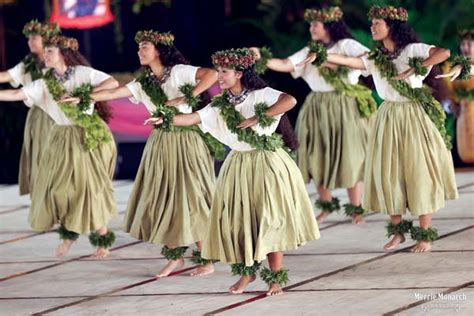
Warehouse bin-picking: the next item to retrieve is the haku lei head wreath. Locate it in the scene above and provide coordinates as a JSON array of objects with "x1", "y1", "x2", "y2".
[
  {"x1": 135, "y1": 30, "x2": 175, "y2": 46},
  {"x1": 304, "y1": 6, "x2": 344, "y2": 23},
  {"x1": 44, "y1": 35, "x2": 79, "y2": 51},
  {"x1": 23, "y1": 19, "x2": 60, "y2": 37},
  {"x1": 211, "y1": 48, "x2": 256, "y2": 71},
  {"x1": 368, "y1": 5, "x2": 408, "y2": 21}
]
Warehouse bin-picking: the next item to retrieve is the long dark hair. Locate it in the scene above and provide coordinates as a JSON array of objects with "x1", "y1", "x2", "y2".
[
  {"x1": 155, "y1": 43, "x2": 189, "y2": 66},
  {"x1": 324, "y1": 20, "x2": 354, "y2": 42},
  {"x1": 240, "y1": 67, "x2": 299, "y2": 151},
  {"x1": 384, "y1": 19, "x2": 449, "y2": 102},
  {"x1": 385, "y1": 19, "x2": 420, "y2": 50},
  {"x1": 61, "y1": 48, "x2": 112, "y2": 123},
  {"x1": 241, "y1": 67, "x2": 267, "y2": 90}
]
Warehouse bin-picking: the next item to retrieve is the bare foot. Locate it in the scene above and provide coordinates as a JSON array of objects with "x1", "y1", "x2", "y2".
[
  {"x1": 352, "y1": 214, "x2": 366, "y2": 224},
  {"x1": 93, "y1": 247, "x2": 110, "y2": 258},
  {"x1": 384, "y1": 234, "x2": 405, "y2": 251},
  {"x1": 56, "y1": 240, "x2": 74, "y2": 258},
  {"x1": 266, "y1": 283, "x2": 284, "y2": 296},
  {"x1": 316, "y1": 211, "x2": 330, "y2": 224},
  {"x1": 411, "y1": 241, "x2": 432, "y2": 253},
  {"x1": 155, "y1": 258, "x2": 184, "y2": 278},
  {"x1": 190, "y1": 263, "x2": 215, "y2": 277},
  {"x1": 229, "y1": 275, "x2": 256, "y2": 294}
]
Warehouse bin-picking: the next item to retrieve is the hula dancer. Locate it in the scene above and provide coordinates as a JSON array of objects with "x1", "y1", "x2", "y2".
[
  {"x1": 303, "y1": 5, "x2": 458, "y2": 252},
  {"x1": 252, "y1": 6, "x2": 377, "y2": 224},
  {"x1": 437, "y1": 30, "x2": 474, "y2": 163},
  {"x1": 65, "y1": 30, "x2": 220, "y2": 277},
  {"x1": 0, "y1": 35, "x2": 119, "y2": 258},
  {"x1": 146, "y1": 48, "x2": 320, "y2": 296},
  {"x1": 0, "y1": 19, "x2": 60, "y2": 195}
]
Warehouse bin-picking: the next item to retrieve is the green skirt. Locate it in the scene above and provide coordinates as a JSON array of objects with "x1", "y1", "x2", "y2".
[
  {"x1": 202, "y1": 148, "x2": 320, "y2": 267},
  {"x1": 123, "y1": 129, "x2": 216, "y2": 247},
  {"x1": 363, "y1": 101, "x2": 458, "y2": 215},
  {"x1": 29, "y1": 124, "x2": 117, "y2": 234},
  {"x1": 296, "y1": 91, "x2": 372, "y2": 189},
  {"x1": 19, "y1": 106, "x2": 54, "y2": 195}
]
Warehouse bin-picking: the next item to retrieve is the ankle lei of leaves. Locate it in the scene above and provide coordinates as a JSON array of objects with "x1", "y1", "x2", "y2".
[
  {"x1": 210, "y1": 93, "x2": 283, "y2": 151},
  {"x1": 454, "y1": 88, "x2": 474, "y2": 100},
  {"x1": 260, "y1": 267, "x2": 289, "y2": 286},
  {"x1": 22, "y1": 54, "x2": 43, "y2": 81},
  {"x1": 57, "y1": 225, "x2": 79, "y2": 241},
  {"x1": 190, "y1": 250, "x2": 215, "y2": 265},
  {"x1": 319, "y1": 66, "x2": 377, "y2": 118},
  {"x1": 254, "y1": 46, "x2": 273, "y2": 75},
  {"x1": 231, "y1": 261, "x2": 261, "y2": 276},
  {"x1": 308, "y1": 41, "x2": 328, "y2": 66},
  {"x1": 385, "y1": 220, "x2": 413, "y2": 238},
  {"x1": 410, "y1": 226, "x2": 438, "y2": 242},
  {"x1": 179, "y1": 83, "x2": 201, "y2": 109},
  {"x1": 451, "y1": 55, "x2": 472, "y2": 80},
  {"x1": 44, "y1": 70, "x2": 112, "y2": 150},
  {"x1": 254, "y1": 102, "x2": 276, "y2": 127},
  {"x1": 89, "y1": 231, "x2": 116, "y2": 248},
  {"x1": 161, "y1": 246, "x2": 188, "y2": 260},
  {"x1": 368, "y1": 48, "x2": 451, "y2": 149},
  {"x1": 408, "y1": 57, "x2": 428, "y2": 76},
  {"x1": 343, "y1": 203, "x2": 365, "y2": 216},
  {"x1": 315, "y1": 197, "x2": 341, "y2": 213}
]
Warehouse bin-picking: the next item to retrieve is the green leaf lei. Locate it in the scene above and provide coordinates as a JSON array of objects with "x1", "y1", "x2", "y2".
[
  {"x1": 308, "y1": 41, "x2": 328, "y2": 67},
  {"x1": 410, "y1": 226, "x2": 438, "y2": 242},
  {"x1": 319, "y1": 66, "x2": 377, "y2": 118},
  {"x1": 454, "y1": 88, "x2": 474, "y2": 100},
  {"x1": 137, "y1": 68, "x2": 226, "y2": 160},
  {"x1": 44, "y1": 69, "x2": 112, "y2": 150},
  {"x1": 137, "y1": 68, "x2": 178, "y2": 131},
  {"x1": 254, "y1": 102, "x2": 276, "y2": 127},
  {"x1": 368, "y1": 47, "x2": 451, "y2": 149},
  {"x1": 452, "y1": 55, "x2": 472, "y2": 81},
  {"x1": 231, "y1": 261, "x2": 261, "y2": 276},
  {"x1": 22, "y1": 54, "x2": 43, "y2": 81},
  {"x1": 210, "y1": 93, "x2": 284, "y2": 151},
  {"x1": 260, "y1": 267, "x2": 290, "y2": 286},
  {"x1": 179, "y1": 83, "x2": 201, "y2": 109},
  {"x1": 254, "y1": 46, "x2": 273, "y2": 75},
  {"x1": 408, "y1": 57, "x2": 428, "y2": 76}
]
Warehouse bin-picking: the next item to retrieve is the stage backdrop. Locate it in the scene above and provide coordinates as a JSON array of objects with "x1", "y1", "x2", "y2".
[{"x1": 50, "y1": 0, "x2": 114, "y2": 29}]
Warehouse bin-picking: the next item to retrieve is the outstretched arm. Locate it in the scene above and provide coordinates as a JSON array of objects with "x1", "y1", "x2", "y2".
[
  {"x1": 436, "y1": 63, "x2": 474, "y2": 81},
  {"x1": 237, "y1": 93, "x2": 297, "y2": 129},
  {"x1": 0, "y1": 71, "x2": 13, "y2": 84},
  {"x1": 266, "y1": 58, "x2": 295, "y2": 73},
  {"x1": 295, "y1": 52, "x2": 367, "y2": 70},
  {"x1": 326, "y1": 54, "x2": 366, "y2": 70},
  {"x1": 0, "y1": 89, "x2": 27, "y2": 102},
  {"x1": 62, "y1": 85, "x2": 132, "y2": 103},
  {"x1": 144, "y1": 112, "x2": 201, "y2": 127},
  {"x1": 166, "y1": 67, "x2": 218, "y2": 107},
  {"x1": 393, "y1": 47, "x2": 450, "y2": 80},
  {"x1": 194, "y1": 68, "x2": 218, "y2": 95},
  {"x1": 93, "y1": 77, "x2": 119, "y2": 93},
  {"x1": 249, "y1": 47, "x2": 295, "y2": 73}
]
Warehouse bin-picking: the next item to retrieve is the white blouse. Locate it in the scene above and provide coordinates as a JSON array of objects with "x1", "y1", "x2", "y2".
[
  {"x1": 22, "y1": 66, "x2": 111, "y2": 125},
  {"x1": 197, "y1": 87, "x2": 283, "y2": 152},
  {"x1": 126, "y1": 64, "x2": 199, "y2": 114},
  {"x1": 288, "y1": 38, "x2": 369, "y2": 92},
  {"x1": 8, "y1": 62, "x2": 34, "y2": 87},
  {"x1": 361, "y1": 43, "x2": 434, "y2": 102}
]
